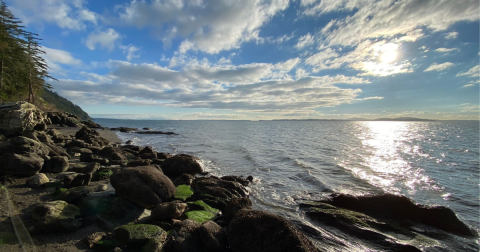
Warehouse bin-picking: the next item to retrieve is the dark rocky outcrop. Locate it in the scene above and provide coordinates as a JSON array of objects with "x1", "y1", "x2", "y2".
[
  {"x1": 174, "y1": 219, "x2": 205, "y2": 252},
  {"x1": 110, "y1": 166, "x2": 176, "y2": 209},
  {"x1": 191, "y1": 176, "x2": 248, "y2": 212},
  {"x1": 227, "y1": 210, "x2": 317, "y2": 252},
  {"x1": 313, "y1": 193, "x2": 478, "y2": 237},
  {"x1": 199, "y1": 221, "x2": 227, "y2": 252},
  {"x1": 224, "y1": 197, "x2": 252, "y2": 223},
  {"x1": 162, "y1": 154, "x2": 203, "y2": 178},
  {"x1": 135, "y1": 131, "x2": 178, "y2": 135},
  {"x1": 110, "y1": 127, "x2": 138, "y2": 133}
]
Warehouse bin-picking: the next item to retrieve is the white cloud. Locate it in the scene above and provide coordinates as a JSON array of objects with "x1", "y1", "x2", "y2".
[
  {"x1": 115, "y1": 0, "x2": 289, "y2": 54},
  {"x1": 456, "y1": 65, "x2": 480, "y2": 77},
  {"x1": 41, "y1": 46, "x2": 81, "y2": 74},
  {"x1": 424, "y1": 62, "x2": 455, "y2": 72},
  {"x1": 295, "y1": 33, "x2": 314, "y2": 49},
  {"x1": 85, "y1": 28, "x2": 121, "y2": 51},
  {"x1": 51, "y1": 58, "x2": 370, "y2": 112},
  {"x1": 314, "y1": 0, "x2": 479, "y2": 47},
  {"x1": 8, "y1": 0, "x2": 97, "y2": 30},
  {"x1": 445, "y1": 31, "x2": 458, "y2": 40},
  {"x1": 119, "y1": 44, "x2": 140, "y2": 61},
  {"x1": 459, "y1": 103, "x2": 480, "y2": 113},
  {"x1": 295, "y1": 68, "x2": 308, "y2": 79},
  {"x1": 435, "y1": 48, "x2": 459, "y2": 53},
  {"x1": 461, "y1": 79, "x2": 479, "y2": 88}
]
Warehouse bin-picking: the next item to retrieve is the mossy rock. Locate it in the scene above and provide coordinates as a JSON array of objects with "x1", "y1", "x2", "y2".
[
  {"x1": 115, "y1": 224, "x2": 167, "y2": 247},
  {"x1": 92, "y1": 169, "x2": 113, "y2": 181},
  {"x1": 41, "y1": 181, "x2": 64, "y2": 193},
  {"x1": 187, "y1": 200, "x2": 220, "y2": 215},
  {"x1": 93, "y1": 239, "x2": 120, "y2": 252},
  {"x1": 184, "y1": 210, "x2": 216, "y2": 223},
  {"x1": 0, "y1": 232, "x2": 18, "y2": 245},
  {"x1": 174, "y1": 185, "x2": 194, "y2": 201},
  {"x1": 306, "y1": 206, "x2": 380, "y2": 229}
]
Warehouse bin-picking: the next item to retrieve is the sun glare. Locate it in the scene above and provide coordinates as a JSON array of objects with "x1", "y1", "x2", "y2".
[{"x1": 380, "y1": 50, "x2": 398, "y2": 63}]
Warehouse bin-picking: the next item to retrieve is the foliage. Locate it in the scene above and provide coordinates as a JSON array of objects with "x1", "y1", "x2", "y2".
[
  {"x1": 0, "y1": 1, "x2": 55, "y2": 103},
  {"x1": 40, "y1": 88, "x2": 91, "y2": 120}
]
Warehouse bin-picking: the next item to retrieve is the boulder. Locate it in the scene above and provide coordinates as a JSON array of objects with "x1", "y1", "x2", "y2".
[
  {"x1": 151, "y1": 202, "x2": 188, "y2": 221},
  {"x1": 54, "y1": 186, "x2": 90, "y2": 203},
  {"x1": 191, "y1": 176, "x2": 248, "y2": 212},
  {"x1": 139, "y1": 146, "x2": 157, "y2": 159},
  {"x1": 84, "y1": 232, "x2": 107, "y2": 249},
  {"x1": 26, "y1": 173, "x2": 49, "y2": 187},
  {"x1": 0, "y1": 102, "x2": 48, "y2": 137},
  {"x1": 69, "y1": 173, "x2": 92, "y2": 188},
  {"x1": 199, "y1": 221, "x2": 227, "y2": 252},
  {"x1": 47, "y1": 112, "x2": 81, "y2": 127},
  {"x1": 0, "y1": 152, "x2": 44, "y2": 177},
  {"x1": 3, "y1": 136, "x2": 50, "y2": 158},
  {"x1": 92, "y1": 169, "x2": 113, "y2": 181},
  {"x1": 162, "y1": 154, "x2": 203, "y2": 178},
  {"x1": 115, "y1": 224, "x2": 167, "y2": 247},
  {"x1": 30, "y1": 200, "x2": 81, "y2": 234},
  {"x1": 317, "y1": 193, "x2": 478, "y2": 237},
  {"x1": 42, "y1": 156, "x2": 69, "y2": 173},
  {"x1": 127, "y1": 159, "x2": 152, "y2": 167},
  {"x1": 98, "y1": 146, "x2": 128, "y2": 163},
  {"x1": 156, "y1": 152, "x2": 172, "y2": 159},
  {"x1": 173, "y1": 174, "x2": 194, "y2": 186},
  {"x1": 82, "y1": 162, "x2": 100, "y2": 174},
  {"x1": 110, "y1": 166, "x2": 176, "y2": 209},
  {"x1": 224, "y1": 197, "x2": 252, "y2": 222},
  {"x1": 174, "y1": 219, "x2": 205, "y2": 252},
  {"x1": 227, "y1": 210, "x2": 317, "y2": 252}
]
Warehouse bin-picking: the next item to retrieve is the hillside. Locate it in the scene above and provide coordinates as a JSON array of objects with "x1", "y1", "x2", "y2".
[{"x1": 37, "y1": 88, "x2": 91, "y2": 120}]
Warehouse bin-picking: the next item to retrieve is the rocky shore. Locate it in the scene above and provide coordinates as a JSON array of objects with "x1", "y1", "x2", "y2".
[{"x1": 0, "y1": 102, "x2": 477, "y2": 252}]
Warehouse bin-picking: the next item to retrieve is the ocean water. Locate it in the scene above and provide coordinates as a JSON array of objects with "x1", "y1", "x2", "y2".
[{"x1": 94, "y1": 119, "x2": 479, "y2": 251}]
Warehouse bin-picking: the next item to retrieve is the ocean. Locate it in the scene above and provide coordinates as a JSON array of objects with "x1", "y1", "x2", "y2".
[{"x1": 94, "y1": 119, "x2": 479, "y2": 251}]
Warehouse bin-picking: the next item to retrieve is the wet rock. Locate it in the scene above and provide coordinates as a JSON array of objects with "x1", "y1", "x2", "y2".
[
  {"x1": 220, "y1": 175, "x2": 250, "y2": 187},
  {"x1": 319, "y1": 193, "x2": 478, "y2": 237},
  {"x1": 30, "y1": 200, "x2": 81, "y2": 234},
  {"x1": 127, "y1": 159, "x2": 152, "y2": 167},
  {"x1": 126, "y1": 140, "x2": 133, "y2": 145},
  {"x1": 191, "y1": 176, "x2": 248, "y2": 212},
  {"x1": 26, "y1": 173, "x2": 49, "y2": 187},
  {"x1": 199, "y1": 221, "x2": 227, "y2": 252},
  {"x1": 54, "y1": 186, "x2": 90, "y2": 203},
  {"x1": 69, "y1": 173, "x2": 92, "y2": 188},
  {"x1": 42, "y1": 156, "x2": 69, "y2": 173},
  {"x1": 224, "y1": 197, "x2": 252, "y2": 223},
  {"x1": 185, "y1": 200, "x2": 220, "y2": 224},
  {"x1": 157, "y1": 153, "x2": 172, "y2": 160},
  {"x1": 173, "y1": 174, "x2": 194, "y2": 186},
  {"x1": 1, "y1": 152, "x2": 44, "y2": 177},
  {"x1": 110, "y1": 127, "x2": 138, "y2": 133},
  {"x1": 115, "y1": 224, "x2": 167, "y2": 247},
  {"x1": 162, "y1": 154, "x2": 203, "y2": 178},
  {"x1": 110, "y1": 166, "x2": 176, "y2": 209},
  {"x1": 92, "y1": 169, "x2": 113, "y2": 181},
  {"x1": 151, "y1": 202, "x2": 188, "y2": 221},
  {"x1": 227, "y1": 210, "x2": 317, "y2": 252},
  {"x1": 174, "y1": 219, "x2": 205, "y2": 252},
  {"x1": 139, "y1": 146, "x2": 157, "y2": 159}
]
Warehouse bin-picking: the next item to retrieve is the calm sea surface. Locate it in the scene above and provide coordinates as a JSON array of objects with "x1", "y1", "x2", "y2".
[{"x1": 94, "y1": 119, "x2": 480, "y2": 251}]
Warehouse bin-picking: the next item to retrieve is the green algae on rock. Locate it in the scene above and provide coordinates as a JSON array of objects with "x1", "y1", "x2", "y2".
[
  {"x1": 174, "y1": 185, "x2": 194, "y2": 201},
  {"x1": 184, "y1": 210, "x2": 216, "y2": 224},
  {"x1": 92, "y1": 169, "x2": 113, "y2": 181}
]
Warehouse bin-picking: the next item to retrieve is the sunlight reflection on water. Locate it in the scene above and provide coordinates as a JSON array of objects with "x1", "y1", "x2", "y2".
[{"x1": 344, "y1": 121, "x2": 439, "y2": 194}]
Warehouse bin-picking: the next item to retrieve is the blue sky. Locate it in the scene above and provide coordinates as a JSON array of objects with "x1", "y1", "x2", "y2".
[{"x1": 6, "y1": 0, "x2": 479, "y2": 120}]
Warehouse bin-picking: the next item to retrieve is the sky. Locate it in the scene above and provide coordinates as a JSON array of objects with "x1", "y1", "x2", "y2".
[{"x1": 6, "y1": 0, "x2": 480, "y2": 120}]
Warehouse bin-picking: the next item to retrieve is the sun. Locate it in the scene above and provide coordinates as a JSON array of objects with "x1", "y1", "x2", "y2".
[{"x1": 380, "y1": 50, "x2": 398, "y2": 63}]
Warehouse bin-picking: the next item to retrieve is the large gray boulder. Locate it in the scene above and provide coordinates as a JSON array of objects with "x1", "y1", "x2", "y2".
[
  {"x1": 227, "y1": 210, "x2": 317, "y2": 252},
  {"x1": 110, "y1": 166, "x2": 176, "y2": 209},
  {"x1": 0, "y1": 102, "x2": 48, "y2": 137}
]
